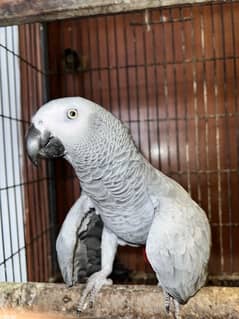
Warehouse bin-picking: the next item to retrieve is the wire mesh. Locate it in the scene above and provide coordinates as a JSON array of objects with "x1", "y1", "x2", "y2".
[
  {"x1": 47, "y1": 1, "x2": 239, "y2": 279},
  {"x1": 0, "y1": 23, "x2": 57, "y2": 282},
  {"x1": 0, "y1": 25, "x2": 27, "y2": 282}
]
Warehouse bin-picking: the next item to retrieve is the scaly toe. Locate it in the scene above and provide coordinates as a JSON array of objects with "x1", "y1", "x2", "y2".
[{"x1": 77, "y1": 271, "x2": 113, "y2": 312}]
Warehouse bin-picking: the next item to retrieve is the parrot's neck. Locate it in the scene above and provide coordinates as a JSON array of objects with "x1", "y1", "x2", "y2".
[
  {"x1": 67, "y1": 110, "x2": 149, "y2": 205},
  {"x1": 65, "y1": 109, "x2": 155, "y2": 244}
]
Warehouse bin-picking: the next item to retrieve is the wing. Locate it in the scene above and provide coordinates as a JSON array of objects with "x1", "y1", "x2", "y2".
[
  {"x1": 56, "y1": 192, "x2": 102, "y2": 286},
  {"x1": 146, "y1": 171, "x2": 211, "y2": 304}
]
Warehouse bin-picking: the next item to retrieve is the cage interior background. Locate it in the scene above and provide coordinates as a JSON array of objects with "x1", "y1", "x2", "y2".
[{"x1": 0, "y1": 1, "x2": 239, "y2": 284}]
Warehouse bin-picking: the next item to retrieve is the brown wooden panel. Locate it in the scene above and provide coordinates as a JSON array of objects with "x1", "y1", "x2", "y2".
[
  {"x1": 47, "y1": 2, "x2": 239, "y2": 278},
  {"x1": 20, "y1": 23, "x2": 54, "y2": 282}
]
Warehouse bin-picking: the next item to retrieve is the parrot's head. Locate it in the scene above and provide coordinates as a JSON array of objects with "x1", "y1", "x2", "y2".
[{"x1": 25, "y1": 97, "x2": 98, "y2": 166}]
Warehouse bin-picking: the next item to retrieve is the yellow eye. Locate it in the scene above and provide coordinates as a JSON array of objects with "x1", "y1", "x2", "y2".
[{"x1": 67, "y1": 108, "x2": 78, "y2": 119}]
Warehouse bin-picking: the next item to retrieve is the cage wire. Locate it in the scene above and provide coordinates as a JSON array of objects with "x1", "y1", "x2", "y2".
[
  {"x1": 0, "y1": 0, "x2": 239, "y2": 285},
  {"x1": 0, "y1": 23, "x2": 57, "y2": 282}
]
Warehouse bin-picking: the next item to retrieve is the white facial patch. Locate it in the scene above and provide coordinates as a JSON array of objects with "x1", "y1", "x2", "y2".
[{"x1": 31, "y1": 97, "x2": 97, "y2": 148}]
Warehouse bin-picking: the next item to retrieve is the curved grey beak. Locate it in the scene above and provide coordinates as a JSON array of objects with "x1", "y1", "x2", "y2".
[
  {"x1": 25, "y1": 124, "x2": 44, "y2": 166},
  {"x1": 26, "y1": 123, "x2": 65, "y2": 166}
]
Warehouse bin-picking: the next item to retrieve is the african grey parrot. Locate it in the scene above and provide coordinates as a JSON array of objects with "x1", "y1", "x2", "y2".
[{"x1": 26, "y1": 97, "x2": 211, "y2": 318}]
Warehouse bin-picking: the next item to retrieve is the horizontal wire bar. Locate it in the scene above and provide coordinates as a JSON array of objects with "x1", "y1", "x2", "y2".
[
  {"x1": 0, "y1": 43, "x2": 47, "y2": 76},
  {"x1": 56, "y1": 55, "x2": 239, "y2": 75},
  {"x1": 169, "y1": 168, "x2": 238, "y2": 175},
  {"x1": 0, "y1": 246, "x2": 26, "y2": 266},
  {"x1": 0, "y1": 113, "x2": 30, "y2": 124},
  {"x1": 0, "y1": 176, "x2": 52, "y2": 192},
  {"x1": 2, "y1": 28, "x2": 238, "y2": 78},
  {"x1": 125, "y1": 112, "x2": 239, "y2": 123},
  {"x1": 0, "y1": 223, "x2": 55, "y2": 267}
]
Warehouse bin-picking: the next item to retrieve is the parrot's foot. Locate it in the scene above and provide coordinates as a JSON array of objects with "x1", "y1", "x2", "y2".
[
  {"x1": 173, "y1": 299, "x2": 181, "y2": 319},
  {"x1": 163, "y1": 292, "x2": 181, "y2": 319},
  {"x1": 77, "y1": 271, "x2": 113, "y2": 312},
  {"x1": 163, "y1": 292, "x2": 171, "y2": 314}
]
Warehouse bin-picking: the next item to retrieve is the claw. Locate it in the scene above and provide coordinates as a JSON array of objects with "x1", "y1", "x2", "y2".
[
  {"x1": 173, "y1": 299, "x2": 181, "y2": 319},
  {"x1": 163, "y1": 292, "x2": 171, "y2": 314},
  {"x1": 77, "y1": 271, "x2": 113, "y2": 312}
]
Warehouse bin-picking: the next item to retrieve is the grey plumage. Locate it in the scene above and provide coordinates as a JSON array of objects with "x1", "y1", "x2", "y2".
[
  {"x1": 56, "y1": 193, "x2": 129, "y2": 285},
  {"x1": 26, "y1": 97, "x2": 211, "y2": 317},
  {"x1": 55, "y1": 193, "x2": 97, "y2": 286}
]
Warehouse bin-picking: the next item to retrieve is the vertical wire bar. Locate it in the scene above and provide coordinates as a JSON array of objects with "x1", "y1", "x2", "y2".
[
  {"x1": 151, "y1": 10, "x2": 162, "y2": 170},
  {"x1": 24, "y1": 24, "x2": 34, "y2": 281},
  {"x1": 191, "y1": 6, "x2": 202, "y2": 203},
  {"x1": 230, "y1": 0, "x2": 239, "y2": 273},
  {"x1": 220, "y1": 3, "x2": 233, "y2": 273},
  {"x1": 113, "y1": 15, "x2": 122, "y2": 120},
  {"x1": 31, "y1": 24, "x2": 45, "y2": 282},
  {"x1": 0, "y1": 52, "x2": 7, "y2": 279},
  {"x1": 42, "y1": 21, "x2": 58, "y2": 279},
  {"x1": 71, "y1": 22, "x2": 77, "y2": 99},
  {"x1": 68, "y1": 21, "x2": 78, "y2": 205},
  {"x1": 29, "y1": 23, "x2": 41, "y2": 282},
  {"x1": 142, "y1": 11, "x2": 152, "y2": 163},
  {"x1": 78, "y1": 20, "x2": 85, "y2": 98},
  {"x1": 105, "y1": 16, "x2": 113, "y2": 113},
  {"x1": 96, "y1": 17, "x2": 103, "y2": 106},
  {"x1": 24, "y1": 24, "x2": 39, "y2": 281},
  {"x1": 86, "y1": 18, "x2": 94, "y2": 100},
  {"x1": 73, "y1": 20, "x2": 83, "y2": 199},
  {"x1": 62, "y1": 22, "x2": 68, "y2": 97},
  {"x1": 43, "y1": 24, "x2": 57, "y2": 279},
  {"x1": 132, "y1": 22, "x2": 141, "y2": 150},
  {"x1": 0, "y1": 33, "x2": 15, "y2": 281},
  {"x1": 78, "y1": 18, "x2": 86, "y2": 106},
  {"x1": 0, "y1": 199, "x2": 7, "y2": 280},
  {"x1": 199, "y1": 6, "x2": 212, "y2": 220},
  {"x1": 210, "y1": 3, "x2": 224, "y2": 273},
  {"x1": 170, "y1": 7, "x2": 180, "y2": 172},
  {"x1": 35, "y1": 23, "x2": 48, "y2": 281},
  {"x1": 4, "y1": 27, "x2": 18, "y2": 281},
  {"x1": 34, "y1": 23, "x2": 47, "y2": 280},
  {"x1": 180, "y1": 7, "x2": 191, "y2": 194},
  {"x1": 161, "y1": 8, "x2": 171, "y2": 172},
  {"x1": 12, "y1": 25, "x2": 26, "y2": 282},
  {"x1": 123, "y1": 13, "x2": 132, "y2": 132},
  {"x1": 30, "y1": 23, "x2": 44, "y2": 282},
  {"x1": 19, "y1": 25, "x2": 34, "y2": 281},
  {"x1": 5, "y1": 26, "x2": 22, "y2": 281}
]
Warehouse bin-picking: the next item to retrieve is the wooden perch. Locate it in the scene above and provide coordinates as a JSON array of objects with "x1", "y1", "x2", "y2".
[
  {"x1": 0, "y1": 282, "x2": 239, "y2": 318},
  {"x1": 0, "y1": 0, "x2": 222, "y2": 26}
]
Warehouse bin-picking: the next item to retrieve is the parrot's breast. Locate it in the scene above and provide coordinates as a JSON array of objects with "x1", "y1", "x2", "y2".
[
  {"x1": 69, "y1": 111, "x2": 155, "y2": 244},
  {"x1": 79, "y1": 162, "x2": 155, "y2": 245},
  {"x1": 99, "y1": 200, "x2": 155, "y2": 245}
]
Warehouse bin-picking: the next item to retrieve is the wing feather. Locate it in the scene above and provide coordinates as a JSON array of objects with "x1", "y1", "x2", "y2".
[{"x1": 146, "y1": 196, "x2": 211, "y2": 304}]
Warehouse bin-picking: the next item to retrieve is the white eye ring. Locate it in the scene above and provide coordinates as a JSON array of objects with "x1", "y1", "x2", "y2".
[{"x1": 67, "y1": 108, "x2": 78, "y2": 120}]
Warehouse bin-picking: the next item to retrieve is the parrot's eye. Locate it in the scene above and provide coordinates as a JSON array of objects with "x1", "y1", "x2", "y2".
[{"x1": 67, "y1": 108, "x2": 78, "y2": 120}]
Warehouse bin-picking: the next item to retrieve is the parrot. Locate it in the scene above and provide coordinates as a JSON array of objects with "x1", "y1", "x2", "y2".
[{"x1": 26, "y1": 97, "x2": 211, "y2": 318}]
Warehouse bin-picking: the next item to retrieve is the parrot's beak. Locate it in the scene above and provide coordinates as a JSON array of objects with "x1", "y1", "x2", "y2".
[
  {"x1": 26, "y1": 124, "x2": 45, "y2": 166},
  {"x1": 26, "y1": 123, "x2": 65, "y2": 166}
]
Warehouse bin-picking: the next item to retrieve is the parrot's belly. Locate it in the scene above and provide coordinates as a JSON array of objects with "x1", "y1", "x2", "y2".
[{"x1": 99, "y1": 207, "x2": 154, "y2": 245}]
